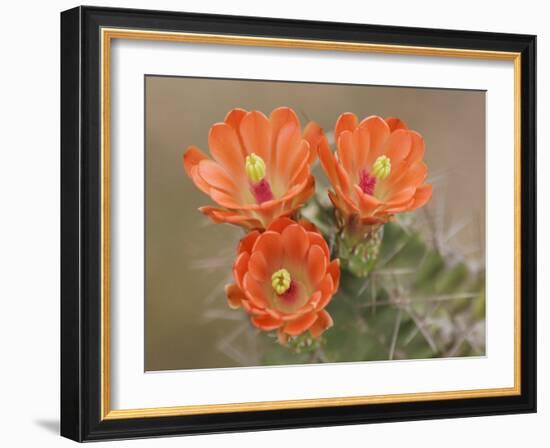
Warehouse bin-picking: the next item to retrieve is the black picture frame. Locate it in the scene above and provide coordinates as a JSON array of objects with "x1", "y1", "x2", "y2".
[{"x1": 61, "y1": 5, "x2": 536, "y2": 442}]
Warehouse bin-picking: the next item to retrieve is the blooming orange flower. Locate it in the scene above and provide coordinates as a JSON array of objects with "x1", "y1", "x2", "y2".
[
  {"x1": 225, "y1": 217, "x2": 340, "y2": 344},
  {"x1": 318, "y1": 113, "x2": 433, "y2": 225},
  {"x1": 183, "y1": 107, "x2": 323, "y2": 230}
]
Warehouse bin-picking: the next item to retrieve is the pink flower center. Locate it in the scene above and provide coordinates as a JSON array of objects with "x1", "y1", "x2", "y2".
[
  {"x1": 359, "y1": 169, "x2": 377, "y2": 195},
  {"x1": 250, "y1": 179, "x2": 274, "y2": 204},
  {"x1": 277, "y1": 280, "x2": 298, "y2": 304}
]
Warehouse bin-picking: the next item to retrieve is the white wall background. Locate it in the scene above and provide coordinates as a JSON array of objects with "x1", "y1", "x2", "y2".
[{"x1": 0, "y1": 0, "x2": 546, "y2": 446}]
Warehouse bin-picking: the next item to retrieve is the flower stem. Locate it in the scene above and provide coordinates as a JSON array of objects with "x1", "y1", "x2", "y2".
[{"x1": 335, "y1": 214, "x2": 384, "y2": 278}]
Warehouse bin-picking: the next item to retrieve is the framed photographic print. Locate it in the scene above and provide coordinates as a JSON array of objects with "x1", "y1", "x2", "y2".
[{"x1": 60, "y1": 6, "x2": 536, "y2": 442}]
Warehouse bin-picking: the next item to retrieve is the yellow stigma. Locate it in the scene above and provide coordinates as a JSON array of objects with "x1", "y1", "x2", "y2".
[
  {"x1": 271, "y1": 269, "x2": 291, "y2": 295},
  {"x1": 245, "y1": 153, "x2": 266, "y2": 183},
  {"x1": 372, "y1": 155, "x2": 391, "y2": 180}
]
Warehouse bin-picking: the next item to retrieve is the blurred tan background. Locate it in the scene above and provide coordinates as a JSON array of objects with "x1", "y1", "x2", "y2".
[{"x1": 145, "y1": 76, "x2": 485, "y2": 371}]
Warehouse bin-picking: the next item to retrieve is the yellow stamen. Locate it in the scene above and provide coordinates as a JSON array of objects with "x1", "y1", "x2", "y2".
[
  {"x1": 271, "y1": 268, "x2": 291, "y2": 295},
  {"x1": 245, "y1": 153, "x2": 266, "y2": 183},
  {"x1": 372, "y1": 155, "x2": 391, "y2": 180}
]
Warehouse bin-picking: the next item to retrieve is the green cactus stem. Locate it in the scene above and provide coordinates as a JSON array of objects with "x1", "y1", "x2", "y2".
[{"x1": 335, "y1": 213, "x2": 384, "y2": 278}]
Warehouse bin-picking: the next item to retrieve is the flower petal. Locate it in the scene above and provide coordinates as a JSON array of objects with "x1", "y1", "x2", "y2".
[
  {"x1": 270, "y1": 107, "x2": 300, "y2": 151},
  {"x1": 298, "y1": 219, "x2": 317, "y2": 232},
  {"x1": 238, "y1": 231, "x2": 261, "y2": 254},
  {"x1": 307, "y1": 231, "x2": 330, "y2": 259},
  {"x1": 283, "y1": 312, "x2": 318, "y2": 336},
  {"x1": 248, "y1": 251, "x2": 270, "y2": 282},
  {"x1": 385, "y1": 117, "x2": 408, "y2": 132},
  {"x1": 335, "y1": 112, "x2": 358, "y2": 141},
  {"x1": 281, "y1": 223, "x2": 309, "y2": 265},
  {"x1": 318, "y1": 136, "x2": 339, "y2": 188},
  {"x1": 336, "y1": 130, "x2": 355, "y2": 175},
  {"x1": 233, "y1": 252, "x2": 250, "y2": 287},
  {"x1": 199, "y1": 207, "x2": 262, "y2": 229},
  {"x1": 251, "y1": 314, "x2": 282, "y2": 331},
  {"x1": 304, "y1": 291, "x2": 321, "y2": 310},
  {"x1": 208, "y1": 123, "x2": 246, "y2": 182},
  {"x1": 267, "y1": 217, "x2": 295, "y2": 234},
  {"x1": 241, "y1": 299, "x2": 268, "y2": 316},
  {"x1": 315, "y1": 274, "x2": 335, "y2": 310},
  {"x1": 353, "y1": 185, "x2": 381, "y2": 215},
  {"x1": 384, "y1": 186, "x2": 417, "y2": 208},
  {"x1": 309, "y1": 309, "x2": 334, "y2": 338},
  {"x1": 296, "y1": 174, "x2": 316, "y2": 202},
  {"x1": 198, "y1": 160, "x2": 239, "y2": 195},
  {"x1": 353, "y1": 126, "x2": 371, "y2": 171},
  {"x1": 286, "y1": 140, "x2": 311, "y2": 185},
  {"x1": 183, "y1": 145, "x2": 208, "y2": 176},
  {"x1": 385, "y1": 129, "x2": 412, "y2": 162},
  {"x1": 384, "y1": 200, "x2": 414, "y2": 214},
  {"x1": 224, "y1": 108, "x2": 248, "y2": 133},
  {"x1": 327, "y1": 259, "x2": 340, "y2": 290},
  {"x1": 335, "y1": 185, "x2": 360, "y2": 214},
  {"x1": 243, "y1": 273, "x2": 269, "y2": 308},
  {"x1": 182, "y1": 146, "x2": 210, "y2": 194},
  {"x1": 209, "y1": 188, "x2": 242, "y2": 208},
  {"x1": 239, "y1": 110, "x2": 272, "y2": 164},
  {"x1": 225, "y1": 283, "x2": 245, "y2": 309},
  {"x1": 306, "y1": 245, "x2": 327, "y2": 287},
  {"x1": 302, "y1": 121, "x2": 323, "y2": 164},
  {"x1": 387, "y1": 160, "x2": 427, "y2": 191},
  {"x1": 406, "y1": 131, "x2": 425, "y2": 164},
  {"x1": 334, "y1": 160, "x2": 351, "y2": 196},
  {"x1": 252, "y1": 231, "x2": 284, "y2": 270},
  {"x1": 360, "y1": 116, "x2": 391, "y2": 163},
  {"x1": 274, "y1": 121, "x2": 302, "y2": 177},
  {"x1": 410, "y1": 184, "x2": 433, "y2": 210}
]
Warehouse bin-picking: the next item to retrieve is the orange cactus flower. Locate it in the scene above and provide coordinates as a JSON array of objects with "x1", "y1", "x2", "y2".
[
  {"x1": 225, "y1": 217, "x2": 340, "y2": 344},
  {"x1": 183, "y1": 107, "x2": 323, "y2": 230},
  {"x1": 318, "y1": 113, "x2": 433, "y2": 225}
]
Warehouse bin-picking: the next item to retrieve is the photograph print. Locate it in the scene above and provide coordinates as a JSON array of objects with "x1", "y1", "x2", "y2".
[{"x1": 145, "y1": 76, "x2": 486, "y2": 371}]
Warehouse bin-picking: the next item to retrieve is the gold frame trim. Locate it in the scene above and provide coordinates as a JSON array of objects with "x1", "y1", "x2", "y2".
[{"x1": 100, "y1": 28, "x2": 522, "y2": 421}]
